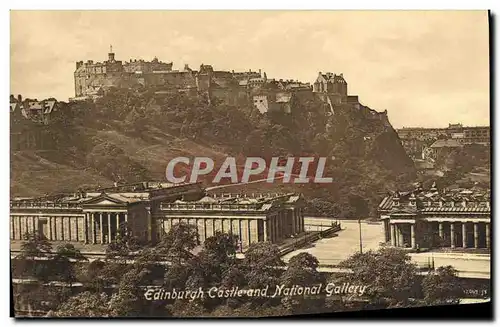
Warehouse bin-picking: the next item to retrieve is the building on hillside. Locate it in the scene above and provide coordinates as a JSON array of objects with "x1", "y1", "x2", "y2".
[
  {"x1": 252, "y1": 92, "x2": 294, "y2": 114},
  {"x1": 10, "y1": 182, "x2": 305, "y2": 252},
  {"x1": 397, "y1": 124, "x2": 490, "y2": 149},
  {"x1": 74, "y1": 49, "x2": 134, "y2": 97},
  {"x1": 378, "y1": 183, "x2": 490, "y2": 250},
  {"x1": 123, "y1": 57, "x2": 173, "y2": 73},
  {"x1": 463, "y1": 126, "x2": 490, "y2": 145},
  {"x1": 423, "y1": 139, "x2": 463, "y2": 161},
  {"x1": 22, "y1": 100, "x2": 58, "y2": 125},
  {"x1": 313, "y1": 72, "x2": 347, "y2": 97}
]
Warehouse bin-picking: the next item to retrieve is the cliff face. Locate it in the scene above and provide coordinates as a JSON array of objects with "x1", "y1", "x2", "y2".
[{"x1": 10, "y1": 88, "x2": 416, "y2": 217}]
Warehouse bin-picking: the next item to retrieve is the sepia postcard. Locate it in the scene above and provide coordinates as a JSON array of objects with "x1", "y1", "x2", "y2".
[{"x1": 9, "y1": 10, "x2": 491, "y2": 318}]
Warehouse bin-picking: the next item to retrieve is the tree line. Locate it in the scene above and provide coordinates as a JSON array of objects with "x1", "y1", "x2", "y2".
[{"x1": 12, "y1": 222, "x2": 463, "y2": 317}]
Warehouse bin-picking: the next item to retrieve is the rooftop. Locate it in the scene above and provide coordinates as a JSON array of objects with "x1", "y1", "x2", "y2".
[
  {"x1": 10, "y1": 181, "x2": 203, "y2": 207},
  {"x1": 378, "y1": 183, "x2": 490, "y2": 213},
  {"x1": 430, "y1": 139, "x2": 463, "y2": 148},
  {"x1": 161, "y1": 193, "x2": 302, "y2": 212}
]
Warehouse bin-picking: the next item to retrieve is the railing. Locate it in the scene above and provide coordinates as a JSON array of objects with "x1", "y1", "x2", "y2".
[
  {"x1": 279, "y1": 222, "x2": 342, "y2": 257},
  {"x1": 161, "y1": 203, "x2": 263, "y2": 211},
  {"x1": 10, "y1": 202, "x2": 82, "y2": 209}
]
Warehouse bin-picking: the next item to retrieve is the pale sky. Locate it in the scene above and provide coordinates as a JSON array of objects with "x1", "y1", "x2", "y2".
[{"x1": 10, "y1": 10, "x2": 490, "y2": 128}]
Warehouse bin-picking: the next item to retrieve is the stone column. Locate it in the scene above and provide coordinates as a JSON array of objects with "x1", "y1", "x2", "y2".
[
  {"x1": 263, "y1": 220, "x2": 268, "y2": 242},
  {"x1": 486, "y1": 223, "x2": 490, "y2": 249},
  {"x1": 391, "y1": 224, "x2": 396, "y2": 246},
  {"x1": 411, "y1": 224, "x2": 416, "y2": 249},
  {"x1": 76, "y1": 216, "x2": 79, "y2": 242},
  {"x1": 24, "y1": 216, "x2": 29, "y2": 238},
  {"x1": 67, "y1": 217, "x2": 72, "y2": 241},
  {"x1": 247, "y1": 220, "x2": 252, "y2": 245},
  {"x1": 274, "y1": 215, "x2": 277, "y2": 242},
  {"x1": 394, "y1": 224, "x2": 399, "y2": 246},
  {"x1": 32, "y1": 216, "x2": 37, "y2": 237},
  {"x1": 474, "y1": 223, "x2": 479, "y2": 248},
  {"x1": 276, "y1": 213, "x2": 280, "y2": 242},
  {"x1": 450, "y1": 223, "x2": 455, "y2": 248},
  {"x1": 108, "y1": 213, "x2": 112, "y2": 243},
  {"x1": 83, "y1": 214, "x2": 88, "y2": 243},
  {"x1": 116, "y1": 213, "x2": 120, "y2": 235},
  {"x1": 301, "y1": 208, "x2": 305, "y2": 232},
  {"x1": 48, "y1": 217, "x2": 53, "y2": 240},
  {"x1": 238, "y1": 219, "x2": 243, "y2": 249},
  {"x1": 462, "y1": 223, "x2": 467, "y2": 248},
  {"x1": 61, "y1": 217, "x2": 65, "y2": 241},
  {"x1": 385, "y1": 220, "x2": 390, "y2": 242},
  {"x1": 10, "y1": 217, "x2": 14, "y2": 240},
  {"x1": 397, "y1": 224, "x2": 403, "y2": 247},
  {"x1": 91, "y1": 213, "x2": 96, "y2": 244},
  {"x1": 17, "y1": 216, "x2": 21, "y2": 240},
  {"x1": 99, "y1": 212, "x2": 104, "y2": 244}
]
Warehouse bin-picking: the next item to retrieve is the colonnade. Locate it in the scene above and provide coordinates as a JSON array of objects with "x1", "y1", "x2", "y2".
[
  {"x1": 159, "y1": 207, "x2": 305, "y2": 251},
  {"x1": 10, "y1": 214, "x2": 83, "y2": 241},
  {"x1": 84, "y1": 211, "x2": 128, "y2": 244},
  {"x1": 389, "y1": 221, "x2": 490, "y2": 249}
]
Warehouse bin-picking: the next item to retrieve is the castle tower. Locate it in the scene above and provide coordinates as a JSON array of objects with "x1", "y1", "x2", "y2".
[{"x1": 108, "y1": 45, "x2": 115, "y2": 62}]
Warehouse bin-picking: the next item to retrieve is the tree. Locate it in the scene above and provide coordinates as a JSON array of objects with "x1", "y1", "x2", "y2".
[
  {"x1": 156, "y1": 222, "x2": 199, "y2": 264},
  {"x1": 52, "y1": 243, "x2": 87, "y2": 287},
  {"x1": 16, "y1": 232, "x2": 53, "y2": 282},
  {"x1": 422, "y1": 265, "x2": 461, "y2": 305},
  {"x1": 280, "y1": 253, "x2": 325, "y2": 314},
  {"x1": 338, "y1": 247, "x2": 419, "y2": 308},
  {"x1": 108, "y1": 267, "x2": 150, "y2": 317},
  {"x1": 242, "y1": 242, "x2": 284, "y2": 307},
  {"x1": 50, "y1": 291, "x2": 112, "y2": 317},
  {"x1": 78, "y1": 259, "x2": 112, "y2": 293},
  {"x1": 17, "y1": 231, "x2": 52, "y2": 260},
  {"x1": 105, "y1": 222, "x2": 141, "y2": 260}
]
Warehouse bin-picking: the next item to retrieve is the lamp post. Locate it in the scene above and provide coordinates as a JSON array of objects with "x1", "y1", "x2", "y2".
[{"x1": 358, "y1": 219, "x2": 363, "y2": 253}]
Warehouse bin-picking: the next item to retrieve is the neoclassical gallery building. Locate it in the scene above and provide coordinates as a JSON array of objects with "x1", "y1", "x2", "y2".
[
  {"x1": 379, "y1": 183, "x2": 490, "y2": 250},
  {"x1": 10, "y1": 181, "x2": 305, "y2": 251}
]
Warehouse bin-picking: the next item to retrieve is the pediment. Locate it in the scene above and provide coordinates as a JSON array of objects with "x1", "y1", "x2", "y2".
[
  {"x1": 93, "y1": 199, "x2": 121, "y2": 205},
  {"x1": 83, "y1": 194, "x2": 127, "y2": 206}
]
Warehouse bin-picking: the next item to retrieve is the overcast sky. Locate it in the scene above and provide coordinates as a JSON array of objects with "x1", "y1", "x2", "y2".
[{"x1": 10, "y1": 10, "x2": 489, "y2": 128}]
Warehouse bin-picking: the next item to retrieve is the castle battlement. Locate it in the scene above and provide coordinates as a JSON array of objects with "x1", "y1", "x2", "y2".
[{"x1": 73, "y1": 48, "x2": 360, "y2": 112}]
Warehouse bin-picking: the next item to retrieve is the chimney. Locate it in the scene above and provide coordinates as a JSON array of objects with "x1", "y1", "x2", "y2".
[{"x1": 393, "y1": 193, "x2": 400, "y2": 207}]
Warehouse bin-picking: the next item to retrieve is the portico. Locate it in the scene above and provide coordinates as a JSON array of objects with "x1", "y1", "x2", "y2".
[
  {"x1": 83, "y1": 210, "x2": 129, "y2": 244},
  {"x1": 388, "y1": 220, "x2": 490, "y2": 249},
  {"x1": 379, "y1": 184, "x2": 490, "y2": 250}
]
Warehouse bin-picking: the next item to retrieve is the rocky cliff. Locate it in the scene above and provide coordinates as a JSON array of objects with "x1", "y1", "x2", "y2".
[{"x1": 10, "y1": 88, "x2": 416, "y2": 217}]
